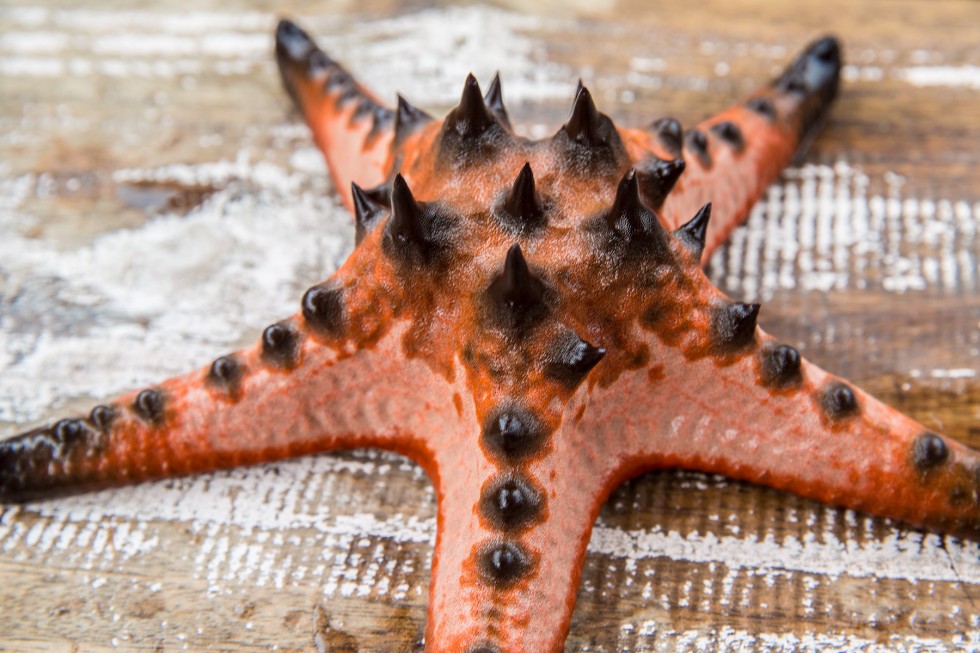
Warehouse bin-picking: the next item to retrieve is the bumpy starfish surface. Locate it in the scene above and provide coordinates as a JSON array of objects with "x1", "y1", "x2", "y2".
[{"x1": 1, "y1": 19, "x2": 978, "y2": 653}]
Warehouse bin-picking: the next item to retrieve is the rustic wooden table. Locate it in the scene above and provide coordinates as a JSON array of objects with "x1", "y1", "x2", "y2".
[{"x1": 0, "y1": 1, "x2": 978, "y2": 651}]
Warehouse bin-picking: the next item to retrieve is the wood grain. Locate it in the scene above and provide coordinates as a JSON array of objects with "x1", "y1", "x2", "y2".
[{"x1": 0, "y1": 0, "x2": 977, "y2": 651}]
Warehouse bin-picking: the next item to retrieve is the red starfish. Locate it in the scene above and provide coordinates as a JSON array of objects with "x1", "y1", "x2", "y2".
[{"x1": 2, "y1": 18, "x2": 978, "y2": 653}]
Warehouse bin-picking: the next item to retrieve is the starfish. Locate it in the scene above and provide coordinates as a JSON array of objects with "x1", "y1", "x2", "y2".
[{"x1": 1, "y1": 18, "x2": 978, "y2": 653}]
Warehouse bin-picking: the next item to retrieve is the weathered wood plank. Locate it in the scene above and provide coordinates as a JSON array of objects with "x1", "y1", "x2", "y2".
[{"x1": 0, "y1": 1, "x2": 977, "y2": 651}]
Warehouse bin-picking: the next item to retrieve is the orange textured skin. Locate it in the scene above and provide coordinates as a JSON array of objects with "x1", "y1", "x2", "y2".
[{"x1": 1, "y1": 20, "x2": 977, "y2": 653}]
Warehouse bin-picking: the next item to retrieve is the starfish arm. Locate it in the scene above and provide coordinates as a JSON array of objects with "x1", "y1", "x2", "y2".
[
  {"x1": 621, "y1": 36, "x2": 842, "y2": 261},
  {"x1": 424, "y1": 422, "x2": 608, "y2": 653},
  {"x1": 586, "y1": 324, "x2": 980, "y2": 539},
  {"x1": 275, "y1": 19, "x2": 395, "y2": 211},
  {"x1": 0, "y1": 317, "x2": 451, "y2": 502}
]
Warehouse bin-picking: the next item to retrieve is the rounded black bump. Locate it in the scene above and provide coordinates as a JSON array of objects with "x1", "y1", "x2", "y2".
[
  {"x1": 710, "y1": 121, "x2": 745, "y2": 152},
  {"x1": 819, "y1": 381, "x2": 859, "y2": 421},
  {"x1": 651, "y1": 117, "x2": 683, "y2": 155},
  {"x1": 53, "y1": 419, "x2": 86, "y2": 452},
  {"x1": 912, "y1": 432, "x2": 949, "y2": 470},
  {"x1": 89, "y1": 405, "x2": 115, "y2": 432},
  {"x1": 482, "y1": 405, "x2": 547, "y2": 462},
  {"x1": 133, "y1": 389, "x2": 165, "y2": 424},
  {"x1": 261, "y1": 322, "x2": 301, "y2": 370},
  {"x1": 467, "y1": 646, "x2": 503, "y2": 653},
  {"x1": 476, "y1": 541, "x2": 533, "y2": 588},
  {"x1": 302, "y1": 284, "x2": 345, "y2": 337},
  {"x1": 685, "y1": 129, "x2": 711, "y2": 167},
  {"x1": 746, "y1": 97, "x2": 776, "y2": 121},
  {"x1": 761, "y1": 344, "x2": 802, "y2": 388},
  {"x1": 207, "y1": 355, "x2": 244, "y2": 395},
  {"x1": 479, "y1": 475, "x2": 544, "y2": 532}
]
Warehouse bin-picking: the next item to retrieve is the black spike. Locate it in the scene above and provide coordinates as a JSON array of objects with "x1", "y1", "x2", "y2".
[
  {"x1": 351, "y1": 181, "x2": 386, "y2": 244},
  {"x1": 362, "y1": 181, "x2": 391, "y2": 209},
  {"x1": 710, "y1": 121, "x2": 745, "y2": 153},
  {"x1": 383, "y1": 174, "x2": 454, "y2": 264},
  {"x1": 275, "y1": 19, "x2": 316, "y2": 63},
  {"x1": 444, "y1": 73, "x2": 496, "y2": 139},
  {"x1": 53, "y1": 419, "x2": 86, "y2": 454},
  {"x1": 394, "y1": 94, "x2": 432, "y2": 143},
  {"x1": 501, "y1": 163, "x2": 543, "y2": 230},
  {"x1": 674, "y1": 203, "x2": 711, "y2": 258},
  {"x1": 546, "y1": 332, "x2": 605, "y2": 387},
  {"x1": 650, "y1": 117, "x2": 684, "y2": 155},
  {"x1": 636, "y1": 157, "x2": 685, "y2": 209},
  {"x1": 605, "y1": 169, "x2": 667, "y2": 246},
  {"x1": 712, "y1": 302, "x2": 760, "y2": 353},
  {"x1": 488, "y1": 244, "x2": 546, "y2": 328},
  {"x1": 483, "y1": 71, "x2": 512, "y2": 130},
  {"x1": 562, "y1": 82, "x2": 603, "y2": 145}
]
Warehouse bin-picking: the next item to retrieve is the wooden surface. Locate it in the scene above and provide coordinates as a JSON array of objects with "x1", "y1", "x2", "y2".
[{"x1": 0, "y1": 0, "x2": 978, "y2": 651}]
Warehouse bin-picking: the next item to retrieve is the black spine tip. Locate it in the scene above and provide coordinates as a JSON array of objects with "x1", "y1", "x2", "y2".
[
  {"x1": 261, "y1": 322, "x2": 301, "y2": 369},
  {"x1": 275, "y1": 19, "x2": 315, "y2": 63},
  {"x1": 476, "y1": 541, "x2": 532, "y2": 588},
  {"x1": 502, "y1": 162, "x2": 543, "y2": 229},
  {"x1": 444, "y1": 73, "x2": 496, "y2": 139},
  {"x1": 685, "y1": 129, "x2": 712, "y2": 168},
  {"x1": 394, "y1": 94, "x2": 433, "y2": 143},
  {"x1": 713, "y1": 302, "x2": 760, "y2": 353},
  {"x1": 207, "y1": 355, "x2": 244, "y2": 397},
  {"x1": 912, "y1": 432, "x2": 949, "y2": 470},
  {"x1": 710, "y1": 121, "x2": 745, "y2": 152},
  {"x1": 636, "y1": 157, "x2": 686, "y2": 209},
  {"x1": 651, "y1": 117, "x2": 684, "y2": 155},
  {"x1": 562, "y1": 82, "x2": 603, "y2": 146},
  {"x1": 746, "y1": 97, "x2": 777, "y2": 121},
  {"x1": 388, "y1": 173, "x2": 423, "y2": 245},
  {"x1": 482, "y1": 405, "x2": 547, "y2": 462},
  {"x1": 547, "y1": 333, "x2": 605, "y2": 387},
  {"x1": 605, "y1": 168, "x2": 667, "y2": 247},
  {"x1": 302, "y1": 283, "x2": 345, "y2": 337},
  {"x1": 383, "y1": 174, "x2": 454, "y2": 264},
  {"x1": 760, "y1": 344, "x2": 803, "y2": 389},
  {"x1": 133, "y1": 389, "x2": 165, "y2": 424},
  {"x1": 351, "y1": 181, "x2": 386, "y2": 244},
  {"x1": 819, "y1": 381, "x2": 859, "y2": 421},
  {"x1": 674, "y1": 203, "x2": 711, "y2": 257},
  {"x1": 483, "y1": 71, "x2": 512, "y2": 130},
  {"x1": 479, "y1": 475, "x2": 544, "y2": 532},
  {"x1": 489, "y1": 244, "x2": 546, "y2": 329}
]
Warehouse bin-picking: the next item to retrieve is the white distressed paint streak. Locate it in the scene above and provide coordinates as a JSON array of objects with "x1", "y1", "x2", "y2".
[
  {"x1": 0, "y1": 458, "x2": 975, "y2": 586},
  {"x1": 898, "y1": 65, "x2": 980, "y2": 89},
  {"x1": 709, "y1": 162, "x2": 979, "y2": 299}
]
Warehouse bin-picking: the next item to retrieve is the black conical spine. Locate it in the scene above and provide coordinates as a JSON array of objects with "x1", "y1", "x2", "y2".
[
  {"x1": 712, "y1": 302, "x2": 760, "y2": 353},
  {"x1": 547, "y1": 333, "x2": 605, "y2": 387},
  {"x1": 489, "y1": 244, "x2": 546, "y2": 328},
  {"x1": 563, "y1": 82, "x2": 603, "y2": 145},
  {"x1": 445, "y1": 74, "x2": 496, "y2": 139},
  {"x1": 675, "y1": 203, "x2": 711, "y2": 258},
  {"x1": 605, "y1": 169, "x2": 667, "y2": 247},
  {"x1": 501, "y1": 163, "x2": 543, "y2": 231},
  {"x1": 483, "y1": 72, "x2": 512, "y2": 131},
  {"x1": 650, "y1": 117, "x2": 684, "y2": 155},
  {"x1": 636, "y1": 157, "x2": 686, "y2": 209},
  {"x1": 394, "y1": 94, "x2": 433, "y2": 144},
  {"x1": 351, "y1": 181, "x2": 386, "y2": 244}
]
